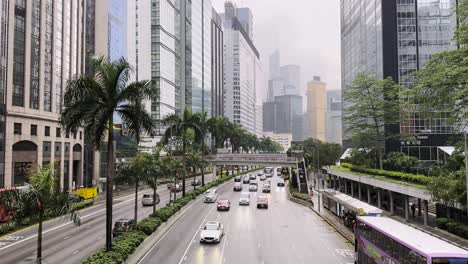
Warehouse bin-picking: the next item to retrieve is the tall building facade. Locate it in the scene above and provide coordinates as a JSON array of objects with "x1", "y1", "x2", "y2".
[
  {"x1": 306, "y1": 76, "x2": 326, "y2": 141},
  {"x1": 211, "y1": 8, "x2": 224, "y2": 117},
  {"x1": 127, "y1": 0, "x2": 212, "y2": 151},
  {"x1": 0, "y1": 0, "x2": 86, "y2": 189},
  {"x1": 280, "y1": 64, "x2": 301, "y2": 96},
  {"x1": 84, "y1": 0, "x2": 128, "y2": 187},
  {"x1": 325, "y1": 90, "x2": 342, "y2": 145},
  {"x1": 341, "y1": 0, "x2": 457, "y2": 160},
  {"x1": 221, "y1": 2, "x2": 263, "y2": 135}
]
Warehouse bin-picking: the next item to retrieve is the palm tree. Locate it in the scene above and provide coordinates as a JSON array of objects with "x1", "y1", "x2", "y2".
[
  {"x1": 162, "y1": 156, "x2": 182, "y2": 202},
  {"x1": 207, "y1": 117, "x2": 231, "y2": 150},
  {"x1": 162, "y1": 107, "x2": 200, "y2": 196},
  {"x1": 194, "y1": 111, "x2": 209, "y2": 186},
  {"x1": 0, "y1": 163, "x2": 74, "y2": 264},
  {"x1": 60, "y1": 57, "x2": 155, "y2": 251},
  {"x1": 186, "y1": 150, "x2": 204, "y2": 188},
  {"x1": 229, "y1": 123, "x2": 246, "y2": 153}
]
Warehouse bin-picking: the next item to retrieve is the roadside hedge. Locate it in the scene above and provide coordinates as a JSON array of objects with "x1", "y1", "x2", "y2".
[
  {"x1": 340, "y1": 163, "x2": 431, "y2": 185},
  {"x1": 436, "y1": 218, "x2": 468, "y2": 240},
  {"x1": 82, "y1": 168, "x2": 262, "y2": 264}
]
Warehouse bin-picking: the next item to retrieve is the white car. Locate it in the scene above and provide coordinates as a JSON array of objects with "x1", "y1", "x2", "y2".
[
  {"x1": 200, "y1": 221, "x2": 224, "y2": 243},
  {"x1": 239, "y1": 192, "x2": 250, "y2": 205},
  {"x1": 204, "y1": 189, "x2": 218, "y2": 203},
  {"x1": 142, "y1": 194, "x2": 160, "y2": 206},
  {"x1": 260, "y1": 174, "x2": 267, "y2": 181}
]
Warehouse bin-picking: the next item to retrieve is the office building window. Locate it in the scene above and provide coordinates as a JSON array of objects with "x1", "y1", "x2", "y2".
[
  {"x1": 12, "y1": 1, "x2": 26, "y2": 107},
  {"x1": 14, "y1": 123, "x2": 21, "y2": 135},
  {"x1": 79, "y1": 131, "x2": 82, "y2": 140},
  {"x1": 45, "y1": 126, "x2": 50, "y2": 137},
  {"x1": 56, "y1": 127, "x2": 61, "y2": 137},
  {"x1": 31, "y1": 125, "x2": 37, "y2": 136},
  {"x1": 29, "y1": 0, "x2": 41, "y2": 109}
]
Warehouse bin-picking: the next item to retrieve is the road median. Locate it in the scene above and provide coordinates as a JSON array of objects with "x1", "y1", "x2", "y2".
[{"x1": 82, "y1": 168, "x2": 261, "y2": 264}]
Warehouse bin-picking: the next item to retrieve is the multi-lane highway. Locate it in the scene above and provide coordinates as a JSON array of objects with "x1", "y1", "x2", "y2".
[
  {"x1": 137, "y1": 170, "x2": 354, "y2": 264},
  {"x1": 0, "y1": 174, "x2": 214, "y2": 264}
]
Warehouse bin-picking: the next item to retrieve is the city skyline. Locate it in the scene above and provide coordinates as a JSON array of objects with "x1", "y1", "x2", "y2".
[{"x1": 212, "y1": 0, "x2": 341, "y2": 101}]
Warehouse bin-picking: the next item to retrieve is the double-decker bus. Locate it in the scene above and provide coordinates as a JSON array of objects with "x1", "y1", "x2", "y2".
[{"x1": 355, "y1": 216, "x2": 468, "y2": 264}]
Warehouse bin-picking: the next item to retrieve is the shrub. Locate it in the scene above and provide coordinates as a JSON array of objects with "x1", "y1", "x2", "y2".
[
  {"x1": 436, "y1": 218, "x2": 450, "y2": 229},
  {"x1": 0, "y1": 221, "x2": 18, "y2": 236},
  {"x1": 137, "y1": 217, "x2": 162, "y2": 235},
  {"x1": 341, "y1": 163, "x2": 430, "y2": 185},
  {"x1": 71, "y1": 199, "x2": 94, "y2": 211}
]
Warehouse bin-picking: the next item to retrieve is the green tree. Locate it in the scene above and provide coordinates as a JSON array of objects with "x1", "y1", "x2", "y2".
[
  {"x1": 145, "y1": 151, "x2": 164, "y2": 215},
  {"x1": 297, "y1": 138, "x2": 341, "y2": 171},
  {"x1": 384, "y1": 152, "x2": 421, "y2": 173},
  {"x1": 116, "y1": 153, "x2": 153, "y2": 224},
  {"x1": 60, "y1": 57, "x2": 155, "y2": 251},
  {"x1": 344, "y1": 72, "x2": 402, "y2": 169},
  {"x1": 0, "y1": 164, "x2": 75, "y2": 264},
  {"x1": 162, "y1": 107, "x2": 200, "y2": 197},
  {"x1": 186, "y1": 149, "x2": 206, "y2": 188},
  {"x1": 162, "y1": 155, "x2": 182, "y2": 202},
  {"x1": 207, "y1": 117, "x2": 232, "y2": 150},
  {"x1": 193, "y1": 111, "x2": 209, "y2": 186}
]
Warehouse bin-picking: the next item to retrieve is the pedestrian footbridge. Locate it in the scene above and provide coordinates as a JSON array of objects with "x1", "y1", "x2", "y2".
[{"x1": 204, "y1": 154, "x2": 298, "y2": 167}]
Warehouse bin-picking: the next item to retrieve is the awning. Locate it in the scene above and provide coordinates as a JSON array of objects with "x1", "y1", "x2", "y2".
[
  {"x1": 339, "y1": 148, "x2": 353, "y2": 160},
  {"x1": 323, "y1": 190, "x2": 383, "y2": 216},
  {"x1": 438, "y1": 146, "x2": 455, "y2": 156}
]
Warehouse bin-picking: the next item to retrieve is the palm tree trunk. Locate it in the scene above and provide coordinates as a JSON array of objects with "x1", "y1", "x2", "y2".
[
  {"x1": 106, "y1": 118, "x2": 114, "y2": 251},
  {"x1": 152, "y1": 185, "x2": 157, "y2": 215},
  {"x1": 182, "y1": 135, "x2": 187, "y2": 197},
  {"x1": 201, "y1": 137, "x2": 205, "y2": 186},
  {"x1": 37, "y1": 209, "x2": 43, "y2": 264},
  {"x1": 134, "y1": 181, "x2": 138, "y2": 224}
]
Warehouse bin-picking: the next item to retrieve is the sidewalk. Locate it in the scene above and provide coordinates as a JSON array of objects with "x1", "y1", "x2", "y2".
[{"x1": 308, "y1": 189, "x2": 355, "y2": 244}]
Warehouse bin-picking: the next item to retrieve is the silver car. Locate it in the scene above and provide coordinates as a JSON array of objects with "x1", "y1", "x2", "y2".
[
  {"x1": 204, "y1": 189, "x2": 218, "y2": 203},
  {"x1": 142, "y1": 194, "x2": 160, "y2": 206},
  {"x1": 249, "y1": 182, "x2": 258, "y2": 192}
]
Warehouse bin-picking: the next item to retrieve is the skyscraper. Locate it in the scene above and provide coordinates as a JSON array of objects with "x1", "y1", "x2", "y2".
[
  {"x1": 274, "y1": 95, "x2": 303, "y2": 141},
  {"x1": 326, "y1": 90, "x2": 342, "y2": 145},
  {"x1": 221, "y1": 2, "x2": 263, "y2": 135},
  {"x1": 0, "y1": 0, "x2": 86, "y2": 189},
  {"x1": 341, "y1": 0, "x2": 457, "y2": 160},
  {"x1": 306, "y1": 76, "x2": 327, "y2": 141},
  {"x1": 280, "y1": 64, "x2": 301, "y2": 96},
  {"x1": 127, "y1": 0, "x2": 212, "y2": 151},
  {"x1": 237, "y1": 7, "x2": 254, "y2": 41},
  {"x1": 212, "y1": 8, "x2": 224, "y2": 118}
]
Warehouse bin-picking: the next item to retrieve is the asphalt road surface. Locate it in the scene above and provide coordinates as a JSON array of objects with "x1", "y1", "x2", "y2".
[
  {"x1": 0, "y1": 174, "x2": 215, "y2": 264},
  {"x1": 138, "y1": 169, "x2": 354, "y2": 264}
]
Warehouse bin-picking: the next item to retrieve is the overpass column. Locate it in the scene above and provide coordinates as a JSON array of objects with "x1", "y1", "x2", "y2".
[
  {"x1": 350, "y1": 181, "x2": 354, "y2": 197},
  {"x1": 389, "y1": 191, "x2": 394, "y2": 215},
  {"x1": 404, "y1": 195, "x2": 409, "y2": 222},
  {"x1": 343, "y1": 179, "x2": 347, "y2": 194},
  {"x1": 418, "y1": 198, "x2": 422, "y2": 216},
  {"x1": 423, "y1": 200, "x2": 428, "y2": 226},
  {"x1": 377, "y1": 188, "x2": 382, "y2": 208},
  {"x1": 213, "y1": 165, "x2": 217, "y2": 178},
  {"x1": 367, "y1": 185, "x2": 371, "y2": 204},
  {"x1": 358, "y1": 182, "x2": 362, "y2": 200}
]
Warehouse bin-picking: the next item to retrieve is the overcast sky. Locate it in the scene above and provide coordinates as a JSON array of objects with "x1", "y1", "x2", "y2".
[{"x1": 212, "y1": 0, "x2": 341, "y2": 101}]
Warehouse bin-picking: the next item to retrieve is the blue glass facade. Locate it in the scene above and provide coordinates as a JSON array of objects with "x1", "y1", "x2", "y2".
[{"x1": 109, "y1": 0, "x2": 127, "y2": 61}]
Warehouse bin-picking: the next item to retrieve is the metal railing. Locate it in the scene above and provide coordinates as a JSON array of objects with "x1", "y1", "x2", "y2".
[{"x1": 205, "y1": 154, "x2": 297, "y2": 163}]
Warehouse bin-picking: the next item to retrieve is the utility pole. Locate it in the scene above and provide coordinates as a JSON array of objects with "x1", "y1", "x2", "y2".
[{"x1": 465, "y1": 132, "x2": 468, "y2": 215}]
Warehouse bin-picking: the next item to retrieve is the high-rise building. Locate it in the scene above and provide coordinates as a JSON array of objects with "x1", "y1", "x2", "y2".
[
  {"x1": 84, "y1": 0, "x2": 128, "y2": 187},
  {"x1": 221, "y1": 2, "x2": 263, "y2": 135},
  {"x1": 237, "y1": 7, "x2": 254, "y2": 41},
  {"x1": 326, "y1": 90, "x2": 342, "y2": 145},
  {"x1": 211, "y1": 8, "x2": 224, "y2": 118},
  {"x1": 274, "y1": 95, "x2": 303, "y2": 141},
  {"x1": 269, "y1": 49, "x2": 281, "y2": 79},
  {"x1": 262, "y1": 101, "x2": 277, "y2": 132},
  {"x1": 127, "y1": 0, "x2": 212, "y2": 151},
  {"x1": 280, "y1": 65, "x2": 301, "y2": 96},
  {"x1": 262, "y1": 132, "x2": 292, "y2": 153},
  {"x1": 0, "y1": 0, "x2": 86, "y2": 189},
  {"x1": 341, "y1": 0, "x2": 457, "y2": 160},
  {"x1": 306, "y1": 76, "x2": 326, "y2": 141}
]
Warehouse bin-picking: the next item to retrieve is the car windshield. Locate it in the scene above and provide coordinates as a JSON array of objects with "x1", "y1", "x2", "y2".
[
  {"x1": 250, "y1": 182, "x2": 257, "y2": 185},
  {"x1": 115, "y1": 222, "x2": 127, "y2": 228},
  {"x1": 258, "y1": 198, "x2": 267, "y2": 202},
  {"x1": 205, "y1": 224, "x2": 219, "y2": 230},
  {"x1": 143, "y1": 194, "x2": 152, "y2": 198},
  {"x1": 218, "y1": 200, "x2": 228, "y2": 204},
  {"x1": 264, "y1": 184, "x2": 270, "y2": 188}
]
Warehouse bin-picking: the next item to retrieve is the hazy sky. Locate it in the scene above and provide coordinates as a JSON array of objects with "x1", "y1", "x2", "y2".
[{"x1": 212, "y1": 0, "x2": 341, "y2": 101}]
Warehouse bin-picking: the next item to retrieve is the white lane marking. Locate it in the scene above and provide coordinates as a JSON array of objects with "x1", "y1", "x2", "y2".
[
  {"x1": 63, "y1": 236, "x2": 70, "y2": 240},
  {"x1": 72, "y1": 250, "x2": 79, "y2": 255},
  {"x1": 177, "y1": 205, "x2": 216, "y2": 264},
  {"x1": 0, "y1": 176, "x2": 212, "y2": 252},
  {"x1": 219, "y1": 222, "x2": 229, "y2": 264}
]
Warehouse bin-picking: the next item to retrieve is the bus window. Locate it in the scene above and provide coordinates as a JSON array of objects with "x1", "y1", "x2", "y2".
[{"x1": 432, "y1": 258, "x2": 468, "y2": 264}]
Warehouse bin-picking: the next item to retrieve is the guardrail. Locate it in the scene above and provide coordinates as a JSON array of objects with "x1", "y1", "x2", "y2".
[{"x1": 205, "y1": 154, "x2": 297, "y2": 163}]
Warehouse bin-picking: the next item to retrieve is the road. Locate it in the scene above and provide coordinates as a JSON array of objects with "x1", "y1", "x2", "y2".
[
  {"x1": 138, "y1": 169, "x2": 354, "y2": 264},
  {"x1": 0, "y1": 174, "x2": 215, "y2": 264}
]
